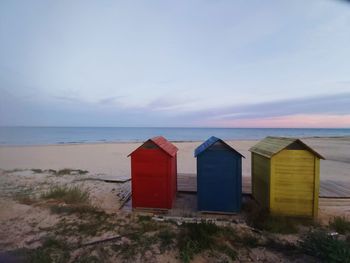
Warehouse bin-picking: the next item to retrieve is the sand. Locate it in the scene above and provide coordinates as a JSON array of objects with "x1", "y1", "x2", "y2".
[
  {"x1": 0, "y1": 137, "x2": 349, "y2": 181},
  {"x1": 0, "y1": 137, "x2": 350, "y2": 259}
]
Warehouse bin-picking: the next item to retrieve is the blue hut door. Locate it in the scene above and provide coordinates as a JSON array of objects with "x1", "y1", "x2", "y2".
[{"x1": 198, "y1": 149, "x2": 240, "y2": 212}]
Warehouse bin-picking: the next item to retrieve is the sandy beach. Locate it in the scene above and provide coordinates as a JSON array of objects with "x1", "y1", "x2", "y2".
[
  {"x1": 0, "y1": 137, "x2": 350, "y2": 261},
  {"x1": 1, "y1": 137, "x2": 350, "y2": 181}
]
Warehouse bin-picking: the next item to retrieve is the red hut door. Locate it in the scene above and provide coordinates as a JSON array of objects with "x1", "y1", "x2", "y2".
[{"x1": 132, "y1": 148, "x2": 168, "y2": 208}]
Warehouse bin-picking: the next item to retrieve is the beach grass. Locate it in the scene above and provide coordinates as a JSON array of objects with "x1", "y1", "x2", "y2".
[
  {"x1": 41, "y1": 186, "x2": 89, "y2": 204},
  {"x1": 329, "y1": 216, "x2": 350, "y2": 234},
  {"x1": 177, "y1": 222, "x2": 235, "y2": 263},
  {"x1": 242, "y1": 199, "x2": 315, "y2": 234},
  {"x1": 30, "y1": 168, "x2": 89, "y2": 175},
  {"x1": 299, "y1": 230, "x2": 350, "y2": 262},
  {"x1": 14, "y1": 194, "x2": 37, "y2": 205}
]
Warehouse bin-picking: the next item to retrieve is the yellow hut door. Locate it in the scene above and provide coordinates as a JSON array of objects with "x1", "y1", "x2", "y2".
[{"x1": 270, "y1": 149, "x2": 315, "y2": 217}]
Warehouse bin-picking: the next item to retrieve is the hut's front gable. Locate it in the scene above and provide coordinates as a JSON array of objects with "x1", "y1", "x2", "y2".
[
  {"x1": 195, "y1": 136, "x2": 244, "y2": 158},
  {"x1": 129, "y1": 136, "x2": 178, "y2": 158},
  {"x1": 207, "y1": 141, "x2": 233, "y2": 152}
]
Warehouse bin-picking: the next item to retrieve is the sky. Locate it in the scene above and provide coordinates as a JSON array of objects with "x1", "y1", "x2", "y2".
[{"x1": 0, "y1": 0, "x2": 350, "y2": 128}]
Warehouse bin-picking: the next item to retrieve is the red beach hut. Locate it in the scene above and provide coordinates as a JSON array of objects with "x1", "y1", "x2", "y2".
[{"x1": 128, "y1": 136, "x2": 178, "y2": 209}]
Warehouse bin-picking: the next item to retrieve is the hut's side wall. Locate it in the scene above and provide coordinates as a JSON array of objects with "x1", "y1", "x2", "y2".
[
  {"x1": 252, "y1": 153, "x2": 270, "y2": 208},
  {"x1": 270, "y1": 149, "x2": 316, "y2": 217},
  {"x1": 313, "y1": 158, "x2": 320, "y2": 218},
  {"x1": 167, "y1": 155, "x2": 177, "y2": 208}
]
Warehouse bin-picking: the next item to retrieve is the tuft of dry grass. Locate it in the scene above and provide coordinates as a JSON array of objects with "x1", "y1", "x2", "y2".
[
  {"x1": 41, "y1": 186, "x2": 89, "y2": 204},
  {"x1": 242, "y1": 199, "x2": 315, "y2": 234},
  {"x1": 329, "y1": 216, "x2": 350, "y2": 234},
  {"x1": 15, "y1": 194, "x2": 37, "y2": 205}
]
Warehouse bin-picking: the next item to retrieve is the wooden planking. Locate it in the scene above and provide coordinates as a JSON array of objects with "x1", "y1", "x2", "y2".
[
  {"x1": 319, "y1": 198, "x2": 350, "y2": 207},
  {"x1": 177, "y1": 173, "x2": 197, "y2": 192},
  {"x1": 242, "y1": 177, "x2": 252, "y2": 194},
  {"x1": 320, "y1": 180, "x2": 350, "y2": 198},
  {"x1": 178, "y1": 173, "x2": 350, "y2": 198}
]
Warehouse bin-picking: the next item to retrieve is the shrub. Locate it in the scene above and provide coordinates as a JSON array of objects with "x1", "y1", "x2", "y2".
[
  {"x1": 243, "y1": 200, "x2": 313, "y2": 234},
  {"x1": 28, "y1": 237, "x2": 69, "y2": 263},
  {"x1": 299, "y1": 230, "x2": 350, "y2": 263},
  {"x1": 329, "y1": 216, "x2": 350, "y2": 234},
  {"x1": 138, "y1": 215, "x2": 152, "y2": 222},
  {"x1": 178, "y1": 222, "x2": 221, "y2": 263},
  {"x1": 158, "y1": 229, "x2": 176, "y2": 251}
]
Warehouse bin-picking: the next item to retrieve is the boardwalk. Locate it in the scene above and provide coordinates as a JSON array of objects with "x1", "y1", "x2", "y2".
[
  {"x1": 177, "y1": 173, "x2": 350, "y2": 198},
  {"x1": 123, "y1": 174, "x2": 350, "y2": 216}
]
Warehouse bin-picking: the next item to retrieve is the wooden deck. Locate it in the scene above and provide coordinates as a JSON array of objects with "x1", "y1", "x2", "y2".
[{"x1": 177, "y1": 173, "x2": 350, "y2": 198}]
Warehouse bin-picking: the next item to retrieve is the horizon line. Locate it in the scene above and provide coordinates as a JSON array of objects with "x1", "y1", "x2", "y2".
[{"x1": 0, "y1": 126, "x2": 349, "y2": 129}]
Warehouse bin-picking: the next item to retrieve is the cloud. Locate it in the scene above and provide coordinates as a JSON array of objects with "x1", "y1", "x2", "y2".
[
  {"x1": 146, "y1": 96, "x2": 194, "y2": 111},
  {"x1": 54, "y1": 96, "x2": 82, "y2": 103},
  {"x1": 207, "y1": 114, "x2": 350, "y2": 128},
  {"x1": 191, "y1": 92, "x2": 350, "y2": 122},
  {"x1": 98, "y1": 96, "x2": 125, "y2": 105}
]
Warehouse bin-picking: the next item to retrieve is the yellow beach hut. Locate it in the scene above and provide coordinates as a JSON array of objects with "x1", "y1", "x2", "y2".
[{"x1": 249, "y1": 137, "x2": 324, "y2": 218}]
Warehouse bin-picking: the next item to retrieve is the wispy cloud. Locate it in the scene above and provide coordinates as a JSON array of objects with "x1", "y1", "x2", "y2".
[
  {"x1": 207, "y1": 114, "x2": 350, "y2": 128},
  {"x1": 196, "y1": 92, "x2": 350, "y2": 120},
  {"x1": 54, "y1": 96, "x2": 82, "y2": 103},
  {"x1": 146, "y1": 96, "x2": 195, "y2": 112},
  {"x1": 98, "y1": 96, "x2": 125, "y2": 105}
]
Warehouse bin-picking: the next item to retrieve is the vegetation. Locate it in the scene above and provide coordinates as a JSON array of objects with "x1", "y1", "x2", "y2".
[
  {"x1": 178, "y1": 222, "x2": 220, "y2": 262},
  {"x1": 158, "y1": 229, "x2": 176, "y2": 251},
  {"x1": 41, "y1": 186, "x2": 89, "y2": 204},
  {"x1": 49, "y1": 204, "x2": 98, "y2": 215},
  {"x1": 137, "y1": 215, "x2": 152, "y2": 222},
  {"x1": 243, "y1": 200, "x2": 314, "y2": 234},
  {"x1": 214, "y1": 244, "x2": 238, "y2": 261},
  {"x1": 299, "y1": 230, "x2": 350, "y2": 263},
  {"x1": 30, "y1": 168, "x2": 88, "y2": 175},
  {"x1": 55, "y1": 169, "x2": 88, "y2": 176},
  {"x1": 15, "y1": 194, "x2": 36, "y2": 205},
  {"x1": 51, "y1": 210, "x2": 116, "y2": 238},
  {"x1": 14, "y1": 188, "x2": 36, "y2": 205},
  {"x1": 40, "y1": 185, "x2": 101, "y2": 216},
  {"x1": 239, "y1": 233, "x2": 259, "y2": 247},
  {"x1": 178, "y1": 222, "x2": 237, "y2": 263},
  {"x1": 329, "y1": 216, "x2": 350, "y2": 234},
  {"x1": 26, "y1": 237, "x2": 70, "y2": 263},
  {"x1": 31, "y1": 169, "x2": 44, "y2": 174}
]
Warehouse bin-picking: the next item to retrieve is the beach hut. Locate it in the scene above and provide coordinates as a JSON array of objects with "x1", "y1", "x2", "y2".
[
  {"x1": 195, "y1": 136, "x2": 245, "y2": 213},
  {"x1": 129, "y1": 136, "x2": 178, "y2": 209},
  {"x1": 249, "y1": 136, "x2": 324, "y2": 218}
]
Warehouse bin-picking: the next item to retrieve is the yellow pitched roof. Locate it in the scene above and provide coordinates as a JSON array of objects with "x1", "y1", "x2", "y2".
[{"x1": 249, "y1": 136, "x2": 325, "y2": 159}]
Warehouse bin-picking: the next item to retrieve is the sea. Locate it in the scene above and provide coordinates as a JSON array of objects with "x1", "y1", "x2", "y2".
[{"x1": 0, "y1": 127, "x2": 349, "y2": 146}]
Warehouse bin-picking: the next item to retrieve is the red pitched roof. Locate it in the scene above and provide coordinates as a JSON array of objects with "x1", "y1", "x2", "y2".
[{"x1": 128, "y1": 136, "x2": 178, "y2": 157}]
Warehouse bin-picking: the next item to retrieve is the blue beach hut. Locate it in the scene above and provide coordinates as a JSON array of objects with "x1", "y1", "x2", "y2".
[{"x1": 195, "y1": 136, "x2": 244, "y2": 213}]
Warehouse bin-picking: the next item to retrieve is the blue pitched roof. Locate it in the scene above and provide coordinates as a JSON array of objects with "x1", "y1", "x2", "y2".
[{"x1": 194, "y1": 136, "x2": 245, "y2": 158}]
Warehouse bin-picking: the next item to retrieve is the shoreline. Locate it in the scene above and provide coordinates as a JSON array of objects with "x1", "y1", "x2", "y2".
[{"x1": 1, "y1": 135, "x2": 350, "y2": 148}]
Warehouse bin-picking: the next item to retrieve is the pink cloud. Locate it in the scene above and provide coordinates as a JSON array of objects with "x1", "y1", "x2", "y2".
[{"x1": 205, "y1": 114, "x2": 350, "y2": 128}]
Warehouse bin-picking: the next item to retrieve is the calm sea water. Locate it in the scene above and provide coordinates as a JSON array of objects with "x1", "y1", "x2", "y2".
[{"x1": 0, "y1": 127, "x2": 349, "y2": 146}]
